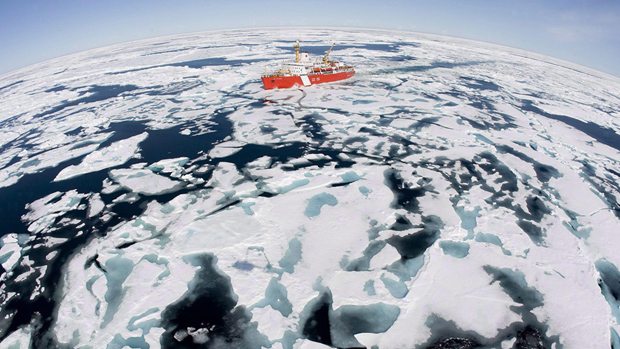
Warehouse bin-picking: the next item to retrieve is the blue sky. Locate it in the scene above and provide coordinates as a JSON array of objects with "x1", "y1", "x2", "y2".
[{"x1": 1, "y1": 0, "x2": 619, "y2": 76}]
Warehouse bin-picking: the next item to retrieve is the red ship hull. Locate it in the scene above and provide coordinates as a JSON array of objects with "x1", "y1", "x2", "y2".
[{"x1": 262, "y1": 70, "x2": 355, "y2": 90}]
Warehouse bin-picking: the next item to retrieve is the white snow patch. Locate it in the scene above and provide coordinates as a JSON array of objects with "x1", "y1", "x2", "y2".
[
  {"x1": 110, "y1": 168, "x2": 183, "y2": 195},
  {"x1": 54, "y1": 132, "x2": 148, "y2": 181}
]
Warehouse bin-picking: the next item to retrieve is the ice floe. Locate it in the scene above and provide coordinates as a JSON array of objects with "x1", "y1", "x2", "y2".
[
  {"x1": 109, "y1": 168, "x2": 184, "y2": 195},
  {"x1": 54, "y1": 132, "x2": 148, "y2": 181}
]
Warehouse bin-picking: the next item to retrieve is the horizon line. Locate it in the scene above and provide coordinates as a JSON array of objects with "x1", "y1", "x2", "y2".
[{"x1": 1, "y1": 26, "x2": 618, "y2": 81}]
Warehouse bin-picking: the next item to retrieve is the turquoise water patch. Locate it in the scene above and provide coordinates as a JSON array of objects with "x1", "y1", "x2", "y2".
[
  {"x1": 304, "y1": 192, "x2": 338, "y2": 218},
  {"x1": 363, "y1": 280, "x2": 376, "y2": 296},
  {"x1": 439, "y1": 240, "x2": 470, "y2": 258},
  {"x1": 239, "y1": 201, "x2": 256, "y2": 215},
  {"x1": 141, "y1": 254, "x2": 170, "y2": 283},
  {"x1": 340, "y1": 171, "x2": 362, "y2": 183},
  {"x1": 475, "y1": 232, "x2": 511, "y2": 255},
  {"x1": 102, "y1": 256, "x2": 134, "y2": 327},
  {"x1": 67, "y1": 196, "x2": 83, "y2": 207},
  {"x1": 454, "y1": 205, "x2": 480, "y2": 238},
  {"x1": 358, "y1": 186, "x2": 372, "y2": 198},
  {"x1": 253, "y1": 278, "x2": 293, "y2": 317},
  {"x1": 330, "y1": 303, "x2": 400, "y2": 347},
  {"x1": 127, "y1": 307, "x2": 160, "y2": 332},
  {"x1": 279, "y1": 237, "x2": 302, "y2": 273},
  {"x1": 367, "y1": 219, "x2": 385, "y2": 240},
  {"x1": 160, "y1": 203, "x2": 175, "y2": 214},
  {"x1": 0, "y1": 251, "x2": 14, "y2": 265},
  {"x1": 595, "y1": 259, "x2": 620, "y2": 322},
  {"x1": 387, "y1": 255, "x2": 425, "y2": 281},
  {"x1": 342, "y1": 240, "x2": 386, "y2": 272},
  {"x1": 380, "y1": 274, "x2": 408, "y2": 298},
  {"x1": 148, "y1": 158, "x2": 189, "y2": 173},
  {"x1": 611, "y1": 328, "x2": 620, "y2": 348},
  {"x1": 148, "y1": 164, "x2": 165, "y2": 172},
  {"x1": 562, "y1": 219, "x2": 591, "y2": 239},
  {"x1": 474, "y1": 133, "x2": 493, "y2": 145},
  {"x1": 215, "y1": 190, "x2": 237, "y2": 205},
  {"x1": 85, "y1": 275, "x2": 103, "y2": 316},
  {"x1": 108, "y1": 334, "x2": 149, "y2": 349}
]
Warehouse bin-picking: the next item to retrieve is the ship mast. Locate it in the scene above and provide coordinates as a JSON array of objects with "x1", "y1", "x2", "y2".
[
  {"x1": 322, "y1": 43, "x2": 335, "y2": 64},
  {"x1": 294, "y1": 40, "x2": 301, "y2": 63}
]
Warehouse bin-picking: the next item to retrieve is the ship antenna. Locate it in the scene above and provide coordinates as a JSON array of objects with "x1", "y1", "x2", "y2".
[
  {"x1": 322, "y1": 42, "x2": 335, "y2": 64},
  {"x1": 294, "y1": 40, "x2": 301, "y2": 63}
]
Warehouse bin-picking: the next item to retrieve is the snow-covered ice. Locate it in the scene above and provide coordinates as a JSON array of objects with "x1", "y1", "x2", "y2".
[
  {"x1": 0, "y1": 28, "x2": 619, "y2": 348},
  {"x1": 54, "y1": 132, "x2": 148, "y2": 181}
]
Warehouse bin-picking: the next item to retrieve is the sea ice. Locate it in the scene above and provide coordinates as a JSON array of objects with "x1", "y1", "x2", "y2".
[
  {"x1": 54, "y1": 132, "x2": 148, "y2": 181},
  {"x1": 0, "y1": 28, "x2": 619, "y2": 349},
  {"x1": 110, "y1": 168, "x2": 183, "y2": 195}
]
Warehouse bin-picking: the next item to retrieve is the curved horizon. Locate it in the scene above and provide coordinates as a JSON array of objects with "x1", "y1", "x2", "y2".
[
  {"x1": 1, "y1": 26, "x2": 618, "y2": 82},
  {"x1": 1, "y1": 0, "x2": 618, "y2": 77}
]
